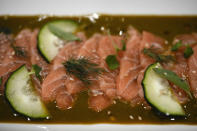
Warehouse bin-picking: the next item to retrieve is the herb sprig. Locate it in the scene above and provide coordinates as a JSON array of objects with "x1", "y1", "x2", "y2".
[
  {"x1": 171, "y1": 41, "x2": 183, "y2": 51},
  {"x1": 143, "y1": 48, "x2": 175, "y2": 63},
  {"x1": 153, "y1": 67, "x2": 192, "y2": 98},
  {"x1": 63, "y1": 57, "x2": 104, "y2": 85},
  {"x1": 28, "y1": 64, "x2": 42, "y2": 81},
  {"x1": 32, "y1": 64, "x2": 42, "y2": 81},
  {"x1": 121, "y1": 40, "x2": 126, "y2": 51},
  {"x1": 105, "y1": 30, "x2": 126, "y2": 70},
  {"x1": 171, "y1": 41, "x2": 194, "y2": 58},
  {"x1": 105, "y1": 55, "x2": 119, "y2": 70},
  {"x1": 184, "y1": 46, "x2": 194, "y2": 58}
]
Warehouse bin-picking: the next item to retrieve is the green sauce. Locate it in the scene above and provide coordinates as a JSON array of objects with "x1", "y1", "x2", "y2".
[{"x1": 0, "y1": 15, "x2": 197, "y2": 124}]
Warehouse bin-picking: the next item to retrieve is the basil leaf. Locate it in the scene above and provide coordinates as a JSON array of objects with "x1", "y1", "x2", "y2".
[
  {"x1": 184, "y1": 46, "x2": 193, "y2": 58},
  {"x1": 121, "y1": 40, "x2": 126, "y2": 51},
  {"x1": 171, "y1": 41, "x2": 183, "y2": 51},
  {"x1": 153, "y1": 68, "x2": 192, "y2": 98},
  {"x1": 48, "y1": 24, "x2": 80, "y2": 41},
  {"x1": 105, "y1": 55, "x2": 119, "y2": 70},
  {"x1": 143, "y1": 48, "x2": 174, "y2": 63},
  {"x1": 32, "y1": 64, "x2": 42, "y2": 81}
]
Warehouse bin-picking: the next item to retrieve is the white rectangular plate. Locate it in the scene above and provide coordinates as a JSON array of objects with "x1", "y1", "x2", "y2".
[{"x1": 0, "y1": 0, "x2": 197, "y2": 15}]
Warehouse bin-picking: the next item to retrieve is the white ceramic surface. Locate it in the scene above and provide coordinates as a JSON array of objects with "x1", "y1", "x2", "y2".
[
  {"x1": 0, "y1": 0, "x2": 197, "y2": 15},
  {"x1": 0, "y1": 0, "x2": 197, "y2": 130}
]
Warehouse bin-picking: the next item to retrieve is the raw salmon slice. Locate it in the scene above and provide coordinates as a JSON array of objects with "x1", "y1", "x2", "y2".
[
  {"x1": 15, "y1": 29, "x2": 49, "y2": 73},
  {"x1": 77, "y1": 34, "x2": 112, "y2": 111},
  {"x1": 41, "y1": 32, "x2": 86, "y2": 109},
  {"x1": 139, "y1": 31, "x2": 166, "y2": 68},
  {"x1": 117, "y1": 27, "x2": 143, "y2": 105},
  {"x1": 88, "y1": 95, "x2": 112, "y2": 112},
  {"x1": 77, "y1": 34, "x2": 123, "y2": 111},
  {"x1": 97, "y1": 35, "x2": 123, "y2": 98},
  {"x1": 0, "y1": 33, "x2": 26, "y2": 92},
  {"x1": 173, "y1": 33, "x2": 197, "y2": 45},
  {"x1": 188, "y1": 45, "x2": 197, "y2": 98}
]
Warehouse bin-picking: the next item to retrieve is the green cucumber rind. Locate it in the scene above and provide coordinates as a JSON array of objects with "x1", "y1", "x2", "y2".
[
  {"x1": 38, "y1": 20, "x2": 79, "y2": 62},
  {"x1": 5, "y1": 65, "x2": 49, "y2": 119},
  {"x1": 141, "y1": 63, "x2": 185, "y2": 116}
]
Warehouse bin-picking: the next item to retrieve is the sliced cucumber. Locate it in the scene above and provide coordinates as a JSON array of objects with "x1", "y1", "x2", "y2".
[
  {"x1": 5, "y1": 65, "x2": 49, "y2": 118},
  {"x1": 38, "y1": 20, "x2": 79, "y2": 62},
  {"x1": 142, "y1": 63, "x2": 185, "y2": 116}
]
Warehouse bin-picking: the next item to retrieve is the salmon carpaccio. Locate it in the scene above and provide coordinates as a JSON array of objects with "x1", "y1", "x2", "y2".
[{"x1": 1, "y1": 27, "x2": 197, "y2": 112}]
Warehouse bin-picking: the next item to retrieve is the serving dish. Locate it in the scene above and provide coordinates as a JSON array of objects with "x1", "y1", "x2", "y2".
[{"x1": 0, "y1": 0, "x2": 197, "y2": 130}]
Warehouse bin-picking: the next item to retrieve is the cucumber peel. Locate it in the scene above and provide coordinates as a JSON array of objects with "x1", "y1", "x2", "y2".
[
  {"x1": 142, "y1": 63, "x2": 185, "y2": 116},
  {"x1": 5, "y1": 65, "x2": 49, "y2": 119}
]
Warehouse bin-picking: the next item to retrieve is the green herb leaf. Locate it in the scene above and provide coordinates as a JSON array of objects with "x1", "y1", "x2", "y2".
[
  {"x1": 184, "y1": 46, "x2": 193, "y2": 58},
  {"x1": 143, "y1": 48, "x2": 158, "y2": 60},
  {"x1": 153, "y1": 68, "x2": 192, "y2": 98},
  {"x1": 143, "y1": 48, "x2": 175, "y2": 63},
  {"x1": 171, "y1": 41, "x2": 183, "y2": 51},
  {"x1": 121, "y1": 40, "x2": 126, "y2": 51},
  {"x1": 171, "y1": 41, "x2": 194, "y2": 58},
  {"x1": 48, "y1": 24, "x2": 80, "y2": 41},
  {"x1": 105, "y1": 55, "x2": 119, "y2": 70},
  {"x1": 114, "y1": 45, "x2": 121, "y2": 52},
  {"x1": 11, "y1": 45, "x2": 26, "y2": 57},
  {"x1": 32, "y1": 64, "x2": 42, "y2": 81},
  {"x1": 63, "y1": 57, "x2": 104, "y2": 85},
  {"x1": 0, "y1": 77, "x2": 2, "y2": 85},
  {"x1": 107, "y1": 30, "x2": 121, "y2": 53},
  {"x1": 158, "y1": 55, "x2": 175, "y2": 62}
]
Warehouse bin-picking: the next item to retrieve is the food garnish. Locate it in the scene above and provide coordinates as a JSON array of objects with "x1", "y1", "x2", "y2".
[
  {"x1": 105, "y1": 55, "x2": 120, "y2": 70},
  {"x1": 153, "y1": 68, "x2": 192, "y2": 98},
  {"x1": 5, "y1": 65, "x2": 49, "y2": 118},
  {"x1": 171, "y1": 41, "x2": 194, "y2": 58},
  {"x1": 171, "y1": 41, "x2": 183, "y2": 51},
  {"x1": 105, "y1": 30, "x2": 126, "y2": 70},
  {"x1": 38, "y1": 20, "x2": 79, "y2": 62},
  {"x1": 63, "y1": 57, "x2": 104, "y2": 85},
  {"x1": 184, "y1": 46, "x2": 193, "y2": 58},
  {"x1": 143, "y1": 48, "x2": 174, "y2": 63},
  {"x1": 121, "y1": 40, "x2": 126, "y2": 51},
  {"x1": 142, "y1": 63, "x2": 185, "y2": 116},
  {"x1": 32, "y1": 64, "x2": 42, "y2": 81}
]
